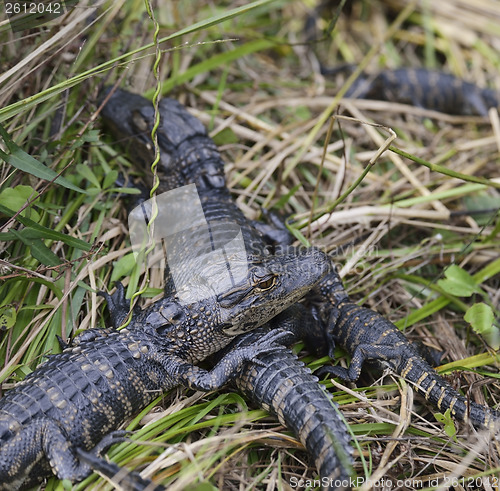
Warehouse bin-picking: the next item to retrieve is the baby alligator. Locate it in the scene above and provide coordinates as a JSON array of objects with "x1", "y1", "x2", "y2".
[
  {"x1": 305, "y1": 10, "x2": 498, "y2": 116},
  {"x1": 0, "y1": 245, "x2": 327, "y2": 491},
  {"x1": 100, "y1": 88, "x2": 354, "y2": 487},
  {"x1": 320, "y1": 64, "x2": 498, "y2": 116}
]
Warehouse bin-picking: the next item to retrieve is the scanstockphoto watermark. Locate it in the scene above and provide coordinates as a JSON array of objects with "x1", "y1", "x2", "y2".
[
  {"x1": 289, "y1": 476, "x2": 499, "y2": 489},
  {"x1": 129, "y1": 184, "x2": 250, "y2": 305},
  {"x1": 127, "y1": 183, "x2": 368, "y2": 305},
  {"x1": 2, "y1": 0, "x2": 78, "y2": 32}
]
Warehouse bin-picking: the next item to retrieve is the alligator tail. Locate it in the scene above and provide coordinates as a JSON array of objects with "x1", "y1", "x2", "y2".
[
  {"x1": 397, "y1": 353, "x2": 500, "y2": 432},
  {"x1": 236, "y1": 348, "x2": 354, "y2": 490}
]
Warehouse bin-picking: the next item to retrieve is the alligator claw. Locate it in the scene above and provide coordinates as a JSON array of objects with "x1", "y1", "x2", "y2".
[{"x1": 99, "y1": 282, "x2": 133, "y2": 328}]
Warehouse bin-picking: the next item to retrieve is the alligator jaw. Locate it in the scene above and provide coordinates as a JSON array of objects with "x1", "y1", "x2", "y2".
[{"x1": 218, "y1": 247, "x2": 330, "y2": 336}]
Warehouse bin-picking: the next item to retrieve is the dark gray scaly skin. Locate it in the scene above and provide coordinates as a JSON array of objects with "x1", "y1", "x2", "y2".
[
  {"x1": 227, "y1": 306, "x2": 353, "y2": 490},
  {"x1": 0, "y1": 307, "x2": 308, "y2": 491},
  {"x1": 320, "y1": 65, "x2": 498, "y2": 116},
  {"x1": 101, "y1": 88, "x2": 355, "y2": 487},
  {"x1": 0, "y1": 91, "x2": 331, "y2": 490},
  {"x1": 100, "y1": 87, "x2": 270, "y2": 260},
  {"x1": 312, "y1": 268, "x2": 500, "y2": 432}
]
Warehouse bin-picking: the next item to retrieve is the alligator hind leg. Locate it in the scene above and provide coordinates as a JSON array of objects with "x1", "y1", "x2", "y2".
[
  {"x1": 0, "y1": 420, "x2": 131, "y2": 489},
  {"x1": 75, "y1": 447, "x2": 165, "y2": 491},
  {"x1": 0, "y1": 419, "x2": 92, "y2": 488}
]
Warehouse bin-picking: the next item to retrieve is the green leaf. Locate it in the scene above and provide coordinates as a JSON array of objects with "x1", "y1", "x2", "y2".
[
  {"x1": 437, "y1": 265, "x2": 483, "y2": 297},
  {"x1": 434, "y1": 409, "x2": 458, "y2": 441},
  {"x1": 464, "y1": 303, "x2": 499, "y2": 349},
  {"x1": 102, "y1": 169, "x2": 119, "y2": 190},
  {"x1": 76, "y1": 163, "x2": 101, "y2": 188},
  {"x1": 273, "y1": 183, "x2": 301, "y2": 209},
  {"x1": 0, "y1": 123, "x2": 86, "y2": 194},
  {"x1": 111, "y1": 253, "x2": 137, "y2": 283},
  {"x1": 10, "y1": 229, "x2": 61, "y2": 267},
  {"x1": 0, "y1": 203, "x2": 91, "y2": 251},
  {"x1": 0, "y1": 185, "x2": 40, "y2": 221},
  {"x1": 212, "y1": 127, "x2": 238, "y2": 146}
]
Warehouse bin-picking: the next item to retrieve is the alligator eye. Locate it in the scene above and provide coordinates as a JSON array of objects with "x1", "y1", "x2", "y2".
[{"x1": 257, "y1": 277, "x2": 275, "y2": 291}]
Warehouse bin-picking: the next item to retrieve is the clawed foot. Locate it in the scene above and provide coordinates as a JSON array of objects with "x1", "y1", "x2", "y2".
[
  {"x1": 314, "y1": 364, "x2": 351, "y2": 382},
  {"x1": 245, "y1": 329, "x2": 292, "y2": 366},
  {"x1": 93, "y1": 429, "x2": 132, "y2": 455},
  {"x1": 98, "y1": 282, "x2": 132, "y2": 328}
]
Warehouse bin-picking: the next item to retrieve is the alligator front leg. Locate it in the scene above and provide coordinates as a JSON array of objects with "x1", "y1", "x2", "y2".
[
  {"x1": 166, "y1": 329, "x2": 290, "y2": 391},
  {"x1": 99, "y1": 281, "x2": 135, "y2": 328}
]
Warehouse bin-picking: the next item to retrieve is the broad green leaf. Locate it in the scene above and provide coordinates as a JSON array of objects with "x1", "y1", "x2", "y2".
[
  {"x1": 11, "y1": 229, "x2": 61, "y2": 267},
  {"x1": 464, "y1": 303, "x2": 499, "y2": 349},
  {"x1": 0, "y1": 123, "x2": 86, "y2": 194},
  {"x1": 212, "y1": 127, "x2": 238, "y2": 146},
  {"x1": 102, "y1": 169, "x2": 119, "y2": 190},
  {"x1": 437, "y1": 265, "x2": 483, "y2": 297},
  {"x1": 76, "y1": 163, "x2": 101, "y2": 188},
  {"x1": 0, "y1": 185, "x2": 40, "y2": 221}
]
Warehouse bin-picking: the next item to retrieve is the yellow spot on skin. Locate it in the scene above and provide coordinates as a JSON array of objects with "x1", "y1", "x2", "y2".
[
  {"x1": 436, "y1": 388, "x2": 446, "y2": 409},
  {"x1": 9, "y1": 420, "x2": 20, "y2": 433},
  {"x1": 447, "y1": 397, "x2": 457, "y2": 415},
  {"x1": 55, "y1": 399, "x2": 68, "y2": 409},
  {"x1": 47, "y1": 387, "x2": 59, "y2": 400},
  {"x1": 424, "y1": 379, "x2": 436, "y2": 398},
  {"x1": 81, "y1": 363, "x2": 93, "y2": 372},
  {"x1": 400, "y1": 361, "x2": 413, "y2": 378},
  {"x1": 416, "y1": 373, "x2": 428, "y2": 388}
]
